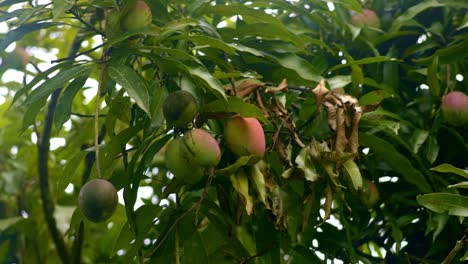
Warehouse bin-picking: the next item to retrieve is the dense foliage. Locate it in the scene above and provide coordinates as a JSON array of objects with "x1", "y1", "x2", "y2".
[{"x1": 0, "y1": 0, "x2": 467, "y2": 263}]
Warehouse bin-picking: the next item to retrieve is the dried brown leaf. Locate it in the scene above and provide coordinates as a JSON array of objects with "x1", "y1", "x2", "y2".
[
  {"x1": 265, "y1": 78, "x2": 288, "y2": 93},
  {"x1": 317, "y1": 184, "x2": 333, "y2": 227},
  {"x1": 349, "y1": 106, "x2": 362, "y2": 155},
  {"x1": 225, "y1": 79, "x2": 265, "y2": 98},
  {"x1": 324, "y1": 101, "x2": 337, "y2": 130},
  {"x1": 335, "y1": 108, "x2": 347, "y2": 155},
  {"x1": 312, "y1": 79, "x2": 330, "y2": 112}
]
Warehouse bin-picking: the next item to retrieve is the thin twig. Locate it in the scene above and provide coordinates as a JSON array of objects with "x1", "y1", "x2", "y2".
[
  {"x1": 442, "y1": 229, "x2": 468, "y2": 264},
  {"x1": 94, "y1": 63, "x2": 107, "y2": 179},
  {"x1": 71, "y1": 112, "x2": 107, "y2": 118},
  {"x1": 51, "y1": 43, "x2": 105, "y2": 64},
  {"x1": 69, "y1": 8, "x2": 106, "y2": 37}
]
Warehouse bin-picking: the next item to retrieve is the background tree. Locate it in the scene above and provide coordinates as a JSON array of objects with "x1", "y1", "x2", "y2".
[{"x1": 0, "y1": 0, "x2": 467, "y2": 263}]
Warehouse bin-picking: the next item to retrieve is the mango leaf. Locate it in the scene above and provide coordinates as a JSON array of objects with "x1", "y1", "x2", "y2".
[
  {"x1": 430, "y1": 164, "x2": 468, "y2": 179},
  {"x1": 52, "y1": 0, "x2": 74, "y2": 19},
  {"x1": 230, "y1": 169, "x2": 253, "y2": 215},
  {"x1": 415, "y1": 38, "x2": 468, "y2": 64},
  {"x1": 23, "y1": 64, "x2": 93, "y2": 106},
  {"x1": 12, "y1": 61, "x2": 73, "y2": 105},
  {"x1": 107, "y1": 64, "x2": 151, "y2": 116},
  {"x1": 0, "y1": 0, "x2": 26, "y2": 7},
  {"x1": 22, "y1": 97, "x2": 47, "y2": 131},
  {"x1": 448, "y1": 182, "x2": 468, "y2": 189},
  {"x1": 327, "y1": 0, "x2": 362, "y2": 12},
  {"x1": 269, "y1": 54, "x2": 322, "y2": 82},
  {"x1": 295, "y1": 145, "x2": 319, "y2": 182},
  {"x1": 0, "y1": 22, "x2": 56, "y2": 50},
  {"x1": 427, "y1": 56, "x2": 440, "y2": 96},
  {"x1": 328, "y1": 56, "x2": 397, "y2": 72},
  {"x1": 54, "y1": 75, "x2": 90, "y2": 131},
  {"x1": 358, "y1": 90, "x2": 392, "y2": 105},
  {"x1": 410, "y1": 129, "x2": 429, "y2": 154},
  {"x1": 200, "y1": 96, "x2": 267, "y2": 123},
  {"x1": 327, "y1": 75, "x2": 352, "y2": 90},
  {"x1": 182, "y1": 231, "x2": 209, "y2": 264},
  {"x1": 360, "y1": 133, "x2": 432, "y2": 192},
  {"x1": 342, "y1": 158, "x2": 363, "y2": 191},
  {"x1": 217, "y1": 155, "x2": 257, "y2": 175},
  {"x1": 417, "y1": 193, "x2": 468, "y2": 217},
  {"x1": 0, "y1": 216, "x2": 21, "y2": 231},
  {"x1": 250, "y1": 165, "x2": 267, "y2": 205}
]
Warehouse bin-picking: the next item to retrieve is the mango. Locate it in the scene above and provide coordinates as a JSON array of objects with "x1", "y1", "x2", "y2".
[
  {"x1": 122, "y1": 1, "x2": 152, "y2": 31},
  {"x1": 441, "y1": 91, "x2": 468, "y2": 127},
  {"x1": 182, "y1": 129, "x2": 221, "y2": 167},
  {"x1": 163, "y1": 90, "x2": 198, "y2": 128},
  {"x1": 78, "y1": 179, "x2": 118, "y2": 222},
  {"x1": 165, "y1": 136, "x2": 205, "y2": 184},
  {"x1": 224, "y1": 115, "x2": 265, "y2": 163}
]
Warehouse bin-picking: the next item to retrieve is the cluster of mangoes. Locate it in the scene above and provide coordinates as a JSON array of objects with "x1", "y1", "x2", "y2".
[{"x1": 163, "y1": 90, "x2": 266, "y2": 183}]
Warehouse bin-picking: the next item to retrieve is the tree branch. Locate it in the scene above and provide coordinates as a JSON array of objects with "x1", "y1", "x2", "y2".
[
  {"x1": 37, "y1": 36, "x2": 84, "y2": 264},
  {"x1": 442, "y1": 229, "x2": 468, "y2": 264},
  {"x1": 38, "y1": 88, "x2": 71, "y2": 264}
]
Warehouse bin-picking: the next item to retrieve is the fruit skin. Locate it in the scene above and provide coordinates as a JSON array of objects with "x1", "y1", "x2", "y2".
[
  {"x1": 351, "y1": 9, "x2": 381, "y2": 28},
  {"x1": 78, "y1": 179, "x2": 118, "y2": 222},
  {"x1": 182, "y1": 129, "x2": 221, "y2": 167},
  {"x1": 165, "y1": 136, "x2": 205, "y2": 184},
  {"x1": 360, "y1": 179, "x2": 379, "y2": 209},
  {"x1": 441, "y1": 91, "x2": 468, "y2": 127},
  {"x1": 122, "y1": 0, "x2": 152, "y2": 31},
  {"x1": 163, "y1": 90, "x2": 198, "y2": 128},
  {"x1": 224, "y1": 115, "x2": 265, "y2": 163}
]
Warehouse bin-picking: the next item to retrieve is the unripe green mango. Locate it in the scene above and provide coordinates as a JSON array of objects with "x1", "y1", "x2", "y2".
[
  {"x1": 78, "y1": 179, "x2": 118, "y2": 222},
  {"x1": 122, "y1": 0, "x2": 152, "y2": 31},
  {"x1": 182, "y1": 129, "x2": 221, "y2": 167},
  {"x1": 165, "y1": 137, "x2": 205, "y2": 184},
  {"x1": 163, "y1": 90, "x2": 198, "y2": 128},
  {"x1": 224, "y1": 115, "x2": 265, "y2": 163},
  {"x1": 441, "y1": 91, "x2": 468, "y2": 127}
]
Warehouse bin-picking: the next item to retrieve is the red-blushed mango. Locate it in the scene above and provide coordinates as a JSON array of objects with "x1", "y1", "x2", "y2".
[
  {"x1": 163, "y1": 90, "x2": 198, "y2": 128},
  {"x1": 165, "y1": 136, "x2": 205, "y2": 184},
  {"x1": 224, "y1": 115, "x2": 265, "y2": 163},
  {"x1": 122, "y1": 0, "x2": 152, "y2": 31},
  {"x1": 351, "y1": 9, "x2": 381, "y2": 28},
  {"x1": 441, "y1": 91, "x2": 468, "y2": 127},
  {"x1": 182, "y1": 129, "x2": 221, "y2": 167},
  {"x1": 360, "y1": 179, "x2": 379, "y2": 209},
  {"x1": 78, "y1": 179, "x2": 118, "y2": 222}
]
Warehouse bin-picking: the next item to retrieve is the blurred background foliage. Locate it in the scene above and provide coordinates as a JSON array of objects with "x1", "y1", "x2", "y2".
[{"x1": 0, "y1": 0, "x2": 467, "y2": 263}]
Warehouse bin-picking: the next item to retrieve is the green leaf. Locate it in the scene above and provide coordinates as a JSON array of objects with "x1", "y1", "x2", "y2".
[
  {"x1": 328, "y1": 0, "x2": 362, "y2": 12},
  {"x1": 390, "y1": 1, "x2": 442, "y2": 32},
  {"x1": 230, "y1": 168, "x2": 253, "y2": 215},
  {"x1": 54, "y1": 75, "x2": 89, "y2": 131},
  {"x1": 0, "y1": 0, "x2": 27, "y2": 8},
  {"x1": 0, "y1": 216, "x2": 21, "y2": 231},
  {"x1": 342, "y1": 158, "x2": 363, "y2": 191},
  {"x1": 415, "y1": 38, "x2": 468, "y2": 64},
  {"x1": 250, "y1": 165, "x2": 267, "y2": 205},
  {"x1": 182, "y1": 230, "x2": 209, "y2": 264},
  {"x1": 52, "y1": 0, "x2": 74, "y2": 19},
  {"x1": 23, "y1": 64, "x2": 93, "y2": 106},
  {"x1": 417, "y1": 193, "x2": 468, "y2": 217},
  {"x1": 410, "y1": 129, "x2": 429, "y2": 154},
  {"x1": 107, "y1": 64, "x2": 151, "y2": 116},
  {"x1": 427, "y1": 56, "x2": 440, "y2": 96},
  {"x1": 327, "y1": 75, "x2": 352, "y2": 90},
  {"x1": 360, "y1": 133, "x2": 432, "y2": 192},
  {"x1": 329, "y1": 56, "x2": 397, "y2": 72},
  {"x1": 430, "y1": 164, "x2": 468, "y2": 179},
  {"x1": 58, "y1": 151, "x2": 86, "y2": 194},
  {"x1": 22, "y1": 97, "x2": 47, "y2": 131},
  {"x1": 425, "y1": 135, "x2": 439, "y2": 164},
  {"x1": 0, "y1": 22, "x2": 56, "y2": 50},
  {"x1": 294, "y1": 145, "x2": 319, "y2": 182},
  {"x1": 200, "y1": 96, "x2": 267, "y2": 123},
  {"x1": 358, "y1": 90, "x2": 392, "y2": 105},
  {"x1": 270, "y1": 54, "x2": 322, "y2": 82},
  {"x1": 448, "y1": 181, "x2": 468, "y2": 189},
  {"x1": 12, "y1": 61, "x2": 73, "y2": 105}
]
